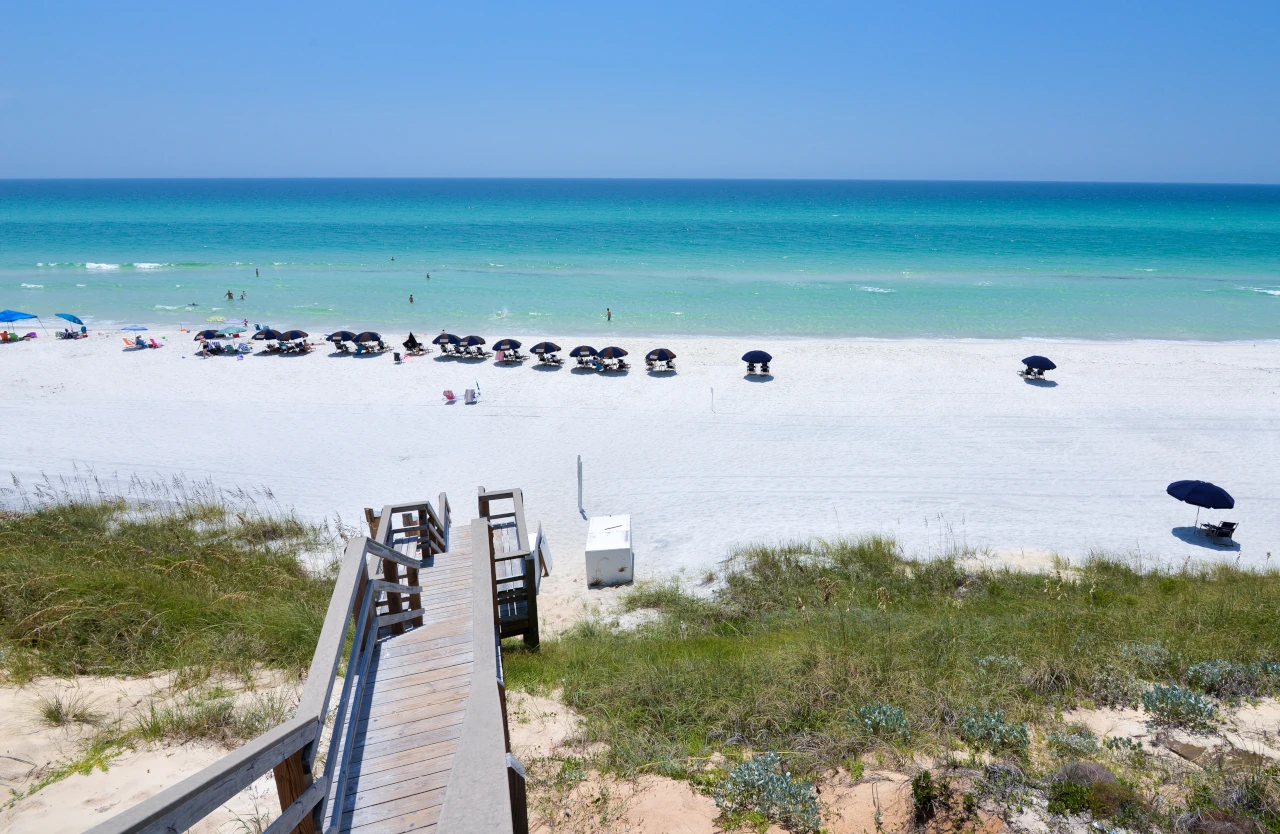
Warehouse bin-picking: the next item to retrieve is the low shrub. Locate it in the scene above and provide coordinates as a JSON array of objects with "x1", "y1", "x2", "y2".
[
  {"x1": 957, "y1": 708, "x2": 1030, "y2": 753},
  {"x1": 1047, "y1": 780, "x2": 1140, "y2": 820},
  {"x1": 1142, "y1": 684, "x2": 1217, "y2": 730},
  {"x1": 852, "y1": 702, "x2": 910, "y2": 741},
  {"x1": 1187, "y1": 660, "x2": 1280, "y2": 700},
  {"x1": 713, "y1": 753, "x2": 821, "y2": 834},
  {"x1": 1047, "y1": 727, "x2": 1099, "y2": 757}
]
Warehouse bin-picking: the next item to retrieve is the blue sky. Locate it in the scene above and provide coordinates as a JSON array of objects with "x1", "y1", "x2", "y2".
[{"x1": 1, "y1": 1, "x2": 1277, "y2": 181}]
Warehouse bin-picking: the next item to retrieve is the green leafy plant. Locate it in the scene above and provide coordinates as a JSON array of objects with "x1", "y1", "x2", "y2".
[
  {"x1": 958, "y1": 708, "x2": 1029, "y2": 753},
  {"x1": 1142, "y1": 684, "x2": 1217, "y2": 730},
  {"x1": 714, "y1": 753, "x2": 821, "y2": 834},
  {"x1": 853, "y1": 702, "x2": 911, "y2": 741}
]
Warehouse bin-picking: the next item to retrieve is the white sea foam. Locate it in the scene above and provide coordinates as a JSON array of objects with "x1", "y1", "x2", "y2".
[
  {"x1": 132, "y1": 262, "x2": 166, "y2": 269},
  {"x1": 85, "y1": 263, "x2": 120, "y2": 270},
  {"x1": 1243, "y1": 287, "x2": 1280, "y2": 297},
  {"x1": 153, "y1": 305, "x2": 182, "y2": 310},
  {"x1": 860, "y1": 286, "x2": 895, "y2": 293},
  {"x1": 21, "y1": 283, "x2": 44, "y2": 288},
  {"x1": 36, "y1": 263, "x2": 44, "y2": 267},
  {"x1": 76, "y1": 284, "x2": 86, "y2": 287}
]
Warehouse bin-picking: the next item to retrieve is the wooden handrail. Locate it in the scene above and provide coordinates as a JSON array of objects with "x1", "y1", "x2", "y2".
[{"x1": 88, "y1": 493, "x2": 455, "y2": 834}]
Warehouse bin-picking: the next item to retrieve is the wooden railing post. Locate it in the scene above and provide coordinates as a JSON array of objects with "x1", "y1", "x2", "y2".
[
  {"x1": 408, "y1": 510, "x2": 424, "y2": 627},
  {"x1": 272, "y1": 751, "x2": 316, "y2": 834}
]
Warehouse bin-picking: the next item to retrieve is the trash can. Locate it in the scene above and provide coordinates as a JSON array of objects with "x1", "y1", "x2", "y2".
[{"x1": 585, "y1": 515, "x2": 633, "y2": 586}]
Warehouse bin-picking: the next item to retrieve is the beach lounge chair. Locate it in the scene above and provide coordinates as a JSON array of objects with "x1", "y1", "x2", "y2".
[
  {"x1": 760, "y1": 362, "x2": 770, "y2": 374},
  {"x1": 149, "y1": 338, "x2": 163, "y2": 348},
  {"x1": 746, "y1": 362, "x2": 756, "y2": 374},
  {"x1": 1200, "y1": 521, "x2": 1238, "y2": 542},
  {"x1": 464, "y1": 388, "x2": 478, "y2": 405},
  {"x1": 443, "y1": 390, "x2": 457, "y2": 403}
]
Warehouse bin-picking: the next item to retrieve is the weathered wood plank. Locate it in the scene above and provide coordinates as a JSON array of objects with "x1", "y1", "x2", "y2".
[{"x1": 345, "y1": 792, "x2": 444, "y2": 833}]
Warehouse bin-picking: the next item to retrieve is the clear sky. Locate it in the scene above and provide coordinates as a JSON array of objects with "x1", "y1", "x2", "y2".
[{"x1": 1, "y1": 1, "x2": 1277, "y2": 181}]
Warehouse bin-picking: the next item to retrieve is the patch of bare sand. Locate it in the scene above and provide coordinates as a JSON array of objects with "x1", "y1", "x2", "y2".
[
  {"x1": 818, "y1": 768, "x2": 913, "y2": 834},
  {"x1": 0, "y1": 671, "x2": 299, "y2": 834},
  {"x1": 1064, "y1": 697, "x2": 1280, "y2": 768},
  {"x1": 2, "y1": 746, "x2": 278, "y2": 834},
  {"x1": 510, "y1": 692, "x2": 926, "y2": 834}
]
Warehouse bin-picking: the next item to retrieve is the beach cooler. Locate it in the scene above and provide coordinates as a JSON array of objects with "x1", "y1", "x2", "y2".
[{"x1": 585, "y1": 515, "x2": 633, "y2": 587}]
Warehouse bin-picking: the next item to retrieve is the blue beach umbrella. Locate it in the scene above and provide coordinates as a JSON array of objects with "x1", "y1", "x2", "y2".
[
  {"x1": 531, "y1": 342, "x2": 561, "y2": 354},
  {"x1": 433, "y1": 332, "x2": 460, "y2": 346},
  {"x1": 252, "y1": 329, "x2": 282, "y2": 340},
  {"x1": 122, "y1": 326, "x2": 148, "y2": 331},
  {"x1": 0, "y1": 310, "x2": 37, "y2": 323},
  {"x1": 327, "y1": 331, "x2": 357, "y2": 342},
  {"x1": 278, "y1": 329, "x2": 309, "y2": 341},
  {"x1": 569, "y1": 345, "x2": 598, "y2": 358},
  {"x1": 1167, "y1": 480, "x2": 1235, "y2": 526},
  {"x1": 460, "y1": 335, "x2": 486, "y2": 348},
  {"x1": 493, "y1": 338, "x2": 521, "y2": 352},
  {"x1": 354, "y1": 331, "x2": 381, "y2": 343},
  {"x1": 646, "y1": 348, "x2": 676, "y2": 362},
  {"x1": 1022, "y1": 355, "x2": 1057, "y2": 371},
  {"x1": 599, "y1": 346, "x2": 628, "y2": 359},
  {"x1": 742, "y1": 350, "x2": 772, "y2": 364},
  {"x1": 55, "y1": 313, "x2": 84, "y2": 326},
  {"x1": 217, "y1": 325, "x2": 245, "y2": 336},
  {"x1": 194, "y1": 329, "x2": 221, "y2": 340}
]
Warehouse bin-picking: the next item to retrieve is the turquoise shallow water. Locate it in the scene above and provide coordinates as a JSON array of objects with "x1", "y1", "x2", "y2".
[{"x1": 2, "y1": 179, "x2": 1279, "y2": 338}]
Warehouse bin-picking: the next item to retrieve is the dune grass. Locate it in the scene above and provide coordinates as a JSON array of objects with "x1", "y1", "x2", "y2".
[
  {"x1": 0, "y1": 497, "x2": 336, "y2": 683},
  {"x1": 504, "y1": 537, "x2": 1280, "y2": 780}
]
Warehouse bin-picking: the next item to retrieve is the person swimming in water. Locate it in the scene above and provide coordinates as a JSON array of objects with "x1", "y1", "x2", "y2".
[{"x1": 225, "y1": 290, "x2": 234, "y2": 301}]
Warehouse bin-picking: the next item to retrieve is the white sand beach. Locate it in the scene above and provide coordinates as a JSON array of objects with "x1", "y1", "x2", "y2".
[{"x1": 2, "y1": 333, "x2": 1277, "y2": 603}]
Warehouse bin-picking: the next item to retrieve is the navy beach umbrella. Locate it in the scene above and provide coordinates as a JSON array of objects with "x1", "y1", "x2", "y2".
[
  {"x1": 433, "y1": 332, "x2": 460, "y2": 345},
  {"x1": 354, "y1": 331, "x2": 381, "y2": 343},
  {"x1": 646, "y1": 348, "x2": 676, "y2": 362},
  {"x1": 253, "y1": 329, "x2": 283, "y2": 340},
  {"x1": 1022, "y1": 355, "x2": 1057, "y2": 371},
  {"x1": 278, "y1": 329, "x2": 309, "y2": 341},
  {"x1": 194, "y1": 329, "x2": 221, "y2": 340},
  {"x1": 742, "y1": 350, "x2": 772, "y2": 364},
  {"x1": 460, "y1": 335, "x2": 486, "y2": 347},
  {"x1": 599, "y1": 346, "x2": 628, "y2": 359},
  {"x1": 1167, "y1": 479, "x2": 1234, "y2": 525},
  {"x1": 569, "y1": 345, "x2": 598, "y2": 358},
  {"x1": 493, "y1": 338, "x2": 521, "y2": 352},
  {"x1": 531, "y1": 342, "x2": 561, "y2": 354},
  {"x1": 327, "y1": 331, "x2": 357, "y2": 342}
]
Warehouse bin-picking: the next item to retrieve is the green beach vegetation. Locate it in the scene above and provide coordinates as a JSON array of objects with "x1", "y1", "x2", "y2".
[
  {"x1": 3, "y1": 494, "x2": 1278, "y2": 832},
  {"x1": 504, "y1": 537, "x2": 1280, "y2": 832},
  {"x1": 0, "y1": 491, "x2": 337, "y2": 805},
  {"x1": 0, "y1": 495, "x2": 334, "y2": 683}
]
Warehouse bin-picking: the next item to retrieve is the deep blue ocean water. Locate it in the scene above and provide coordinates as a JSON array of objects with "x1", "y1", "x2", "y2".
[{"x1": 2, "y1": 179, "x2": 1278, "y2": 338}]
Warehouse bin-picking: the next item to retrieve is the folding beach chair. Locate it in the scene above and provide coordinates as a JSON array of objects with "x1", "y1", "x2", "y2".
[{"x1": 464, "y1": 389, "x2": 478, "y2": 405}]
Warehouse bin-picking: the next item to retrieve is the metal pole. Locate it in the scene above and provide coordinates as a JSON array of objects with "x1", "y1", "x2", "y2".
[{"x1": 577, "y1": 455, "x2": 583, "y2": 514}]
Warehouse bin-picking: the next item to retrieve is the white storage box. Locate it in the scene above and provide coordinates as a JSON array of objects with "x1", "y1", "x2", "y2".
[{"x1": 585, "y1": 515, "x2": 633, "y2": 587}]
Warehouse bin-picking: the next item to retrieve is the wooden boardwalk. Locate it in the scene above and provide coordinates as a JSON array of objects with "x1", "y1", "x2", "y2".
[
  {"x1": 86, "y1": 489, "x2": 549, "y2": 834},
  {"x1": 332, "y1": 524, "x2": 476, "y2": 834}
]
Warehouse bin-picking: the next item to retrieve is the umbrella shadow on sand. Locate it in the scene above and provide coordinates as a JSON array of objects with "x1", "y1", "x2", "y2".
[
  {"x1": 744, "y1": 374, "x2": 773, "y2": 383},
  {"x1": 1171, "y1": 526, "x2": 1241, "y2": 551},
  {"x1": 1024, "y1": 378, "x2": 1058, "y2": 387}
]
